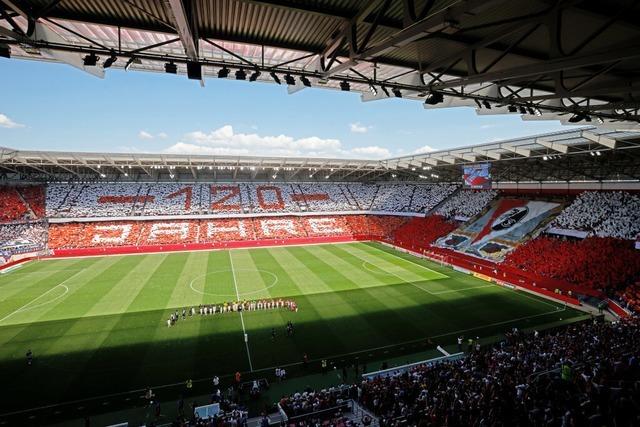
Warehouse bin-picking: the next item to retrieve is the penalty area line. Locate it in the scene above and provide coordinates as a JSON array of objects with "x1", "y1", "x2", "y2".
[
  {"x1": 0, "y1": 282, "x2": 71, "y2": 323},
  {"x1": 0, "y1": 267, "x2": 89, "y2": 324},
  {"x1": 229, "y1": 252, "x2": 254, "y2": 372}
]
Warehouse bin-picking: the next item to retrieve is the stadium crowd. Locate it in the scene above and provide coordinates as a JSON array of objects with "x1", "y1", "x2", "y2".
[
  {"x1": 0, "y1": 221, "x2": 48, "y2": 261},
  {"x1": 0, "y1": 186, "x2": 44, "y2": 222},
  {"x1": 617, "y1": 283, "x2": 640, "y2": 315},
  {"x1": 370, "y1": 184, "x2": 457, "y2": 213},
  {"x1": 46, "y1": 215, "x2": 408, "y2": 249},
  {"x1": 503, "y1": 236, "x2": 640, "y2": 292},
  {"x1": 357, "y1": 318, "x2": 640, "y2": 426},
  {"x1": 435, "y1": 189, "x2": 497, "y2": 219},
  {"x1": 391, "y1": 215, "x2": 458, "y2": 250},
  {"x1": 551, "y1": 191, "x2": 640, "y2": 240},
  {"x1": 278, "y1": 384, "x2": 355, "y2": 418},
  {"x1": 44, "y1": 183, "x2": 459, "y2": 218}
]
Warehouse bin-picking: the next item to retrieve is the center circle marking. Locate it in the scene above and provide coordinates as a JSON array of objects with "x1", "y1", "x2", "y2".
[{"x1": 189, "y1": 268, "x2": 279, "y2": 297}]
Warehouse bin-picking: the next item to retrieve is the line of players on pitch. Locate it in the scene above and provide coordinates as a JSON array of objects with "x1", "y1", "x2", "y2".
[{"x1": 167, "y1": 298, "x2": 298, "y2": 326}]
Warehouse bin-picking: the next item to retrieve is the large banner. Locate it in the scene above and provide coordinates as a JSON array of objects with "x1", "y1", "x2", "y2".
[
  {"x1": 463, "y1": 163, "x2": 491, "y2": 189},
  {"x1": 436, "y1": 199, "x2": 562, "y2": 261}
]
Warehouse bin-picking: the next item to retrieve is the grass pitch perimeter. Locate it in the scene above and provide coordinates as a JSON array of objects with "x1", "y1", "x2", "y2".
[{"x1": 0, "y1": 241, "x2": 582, "y2": 413}]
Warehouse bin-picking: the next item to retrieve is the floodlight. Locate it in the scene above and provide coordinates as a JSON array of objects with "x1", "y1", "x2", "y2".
[
  {"x1": 164, "y1": 61, "x2": 178, "y2": 74},
  {"x1": 235, "y1": 68, "x2": 247, "y2": 80},
  {"x1": 284, "y1": 74, "x2": 295, "y2": 85},
  {"x1": 218, "y1": 67, "x2": 230, "y2": 78},
  {"x1": 249, "y1": 70, "x2": 261, "y2": 81},
  {"x1": 270, "y1": 72, "x2": 281, "y2": 84},
  {"x1": 0, "y1": 44, "x2": 11, "y2": 58},
  {"x1": 300, "y1": 75, "x2": 311, "y2": 87},
  {"x1": 340, "y1": 80, "x2": 350, "y2": 91},
  {"x1": 186, "y1": 61, "x2": 202, "y2": 80},
  {"x1": 83, "y1": 53, "x2": 99, "y2": 66},
  {"x1": 103, "y1": 53, "x2": 117, "y2": 68},
  {"x1": 424, "y1": 92, "x2": 443, "y2": 105}
]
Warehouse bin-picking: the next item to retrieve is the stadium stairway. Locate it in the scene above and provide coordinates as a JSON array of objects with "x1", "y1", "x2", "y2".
[{"x1": 345, "y1": 401, "x2": 380, "y2": 426}]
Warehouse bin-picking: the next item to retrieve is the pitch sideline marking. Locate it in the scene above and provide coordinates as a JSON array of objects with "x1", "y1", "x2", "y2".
[
  {"x1": 363, "y1": 243, "x2": 448, "y2": 278},
  {"x1": 367, "y1": 244, "x2": 561, "y2": 309},
  {"x1": 361, "y1": 261, "x2": 395, "y2": 277},
  {"x1": 229, "y1": 252, "x2": 254, "y2": 372},
  {"x1": 348, "y1": 249, "x2": 449, "y2": 296},
  {"x1": 362, "y1": 259, "x2": 495, "y2": 295},
  {"x1": 0, "y1": 267, "x2": 90, "y2": 324},
  {"x1": 430, "y1": 285, "x2": 495, "y2": 294}
]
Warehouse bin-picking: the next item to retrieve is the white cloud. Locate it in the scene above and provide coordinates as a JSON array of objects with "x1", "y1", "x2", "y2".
[
  {"x1": 349, "y1": 122, "x2": 370, "y2": 133},
  {"x1": 163, "y1": 125, "x2": 391, "y2": 159},
  {"x1": 138, "y1": 130, "x2": 154, "y2": 140},
  {"x1": 139, "y1": 130, "x2": 168, "y2": 140},
  {"x1": 0, "y1": 114, "x2": 24, "y2": 129},
  {"x1": 413, "y1": 145, "x2": 436, "y2": 154},
  {"x1": 351, "y1": 146, "x2": 391, "y2": 158}
]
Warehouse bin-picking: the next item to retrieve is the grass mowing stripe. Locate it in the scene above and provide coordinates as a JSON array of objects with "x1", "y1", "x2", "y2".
[
  {"x1": 356, "y1": 242, "x2": 448, "y2": 279},
  {"x1": 292, "y1": 246, "x2": 416, "y2": 346},
  {"x1": 320, "y1": 244, "x2": 453, "y2": 327},
  {"x1": 0, "y1": 284, "x2": 68, "y2": 324},
  {"x1": 61, "y1": 254, "x2": 189, "y2": 397},
  {"x1": 230, "y1": 250, "x2": 254, "y2": 372},
  {"x1": 341, "y1": 243, "x2": 566, "y2": 332},
  {"x1": 260, "y1": 248, "x2": 352, "y2": 357},
  {"x1": 0, "y1": 258, "x2": 97, "y2": 319},
  {"x1": 85, "y1": 254, "x2": 168, "y2": 317},
  {"x1": 339, "y1": 244, "x2": 440, "y2": 296},
  {"x1": 323, "y1": 244, "x2": 470, "y2": 335},
  {"x1": 12, "y1": 256, "x2": 162, "y2": 403},
  {"x1": 309, "y1": 245, "x2": 448, "y2": 330},
  {"x1": 0, "y1": 243, "x2": 588, "y2": 416},
  {"x1": 365, "y1": 242, "x2": 564, "y2": 311},
  {"x1": 242, "y1": 249, "x2": 302, "y2": 369}
]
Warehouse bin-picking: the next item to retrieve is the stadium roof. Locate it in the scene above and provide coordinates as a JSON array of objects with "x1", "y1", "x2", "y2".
[
  {"x1": 1, "y1": 0, "x2": 640, "y2": 127},
  {"x1": 2, "y1": 126, "x2": 639, "y2": 183}
]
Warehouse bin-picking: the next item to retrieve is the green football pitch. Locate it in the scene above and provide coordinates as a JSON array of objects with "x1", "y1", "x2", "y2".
[{"x1": 0, "y1": 241, "x2": 583, "y2": 414}]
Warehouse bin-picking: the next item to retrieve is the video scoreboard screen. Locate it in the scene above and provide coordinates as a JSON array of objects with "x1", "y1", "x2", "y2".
[{"x1": 463, "y1": 163, "x2": 492, "y2": 189}]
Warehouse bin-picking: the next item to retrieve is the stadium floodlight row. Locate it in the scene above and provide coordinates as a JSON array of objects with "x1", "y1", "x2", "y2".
[{"x1": 2, "y1": 0, "x2": 640, "y2": 127}]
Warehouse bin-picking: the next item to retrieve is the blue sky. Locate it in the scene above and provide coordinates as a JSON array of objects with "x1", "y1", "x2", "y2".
[{"x1": 0, "y1": 58, "x2": 570, "y2": 159}]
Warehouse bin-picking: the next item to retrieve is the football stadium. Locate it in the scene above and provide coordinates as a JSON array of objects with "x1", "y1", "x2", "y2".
[{"x1": 1, "y1": 1, "x2": 640, "y2": 426}]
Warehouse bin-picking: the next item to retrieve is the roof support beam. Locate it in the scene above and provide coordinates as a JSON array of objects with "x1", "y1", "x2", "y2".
[
  {"x1": 323, "y1": 0, "x2": 508, "y2": 76},
  {"x1": 164, "y1": 0, "x2": 198, "y2": 60},
  {"x1": 430, "y1": 40, "x2": 640, "y2": 90},
  {"x1": 502, "y1": 144, "x2": 531, "y2": 157},
  {"x1": 319, "y1": 0, "x2": 389, "y2": 73},
  {"x1": 0, "y1": 0, "x2": 30, "y2": 20},
  {"x1": 582, "y1": 131, "x2": 617, "y2": 149},
  {"x1": 537, "y1": 139, "x2": 569, "y2": 154},
  {"x1": 450, "y1": 152, "x2": 477, "y2": 162},
  {"x1": 472, "y1": 148, "x2": 502, "y2": 160}
]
